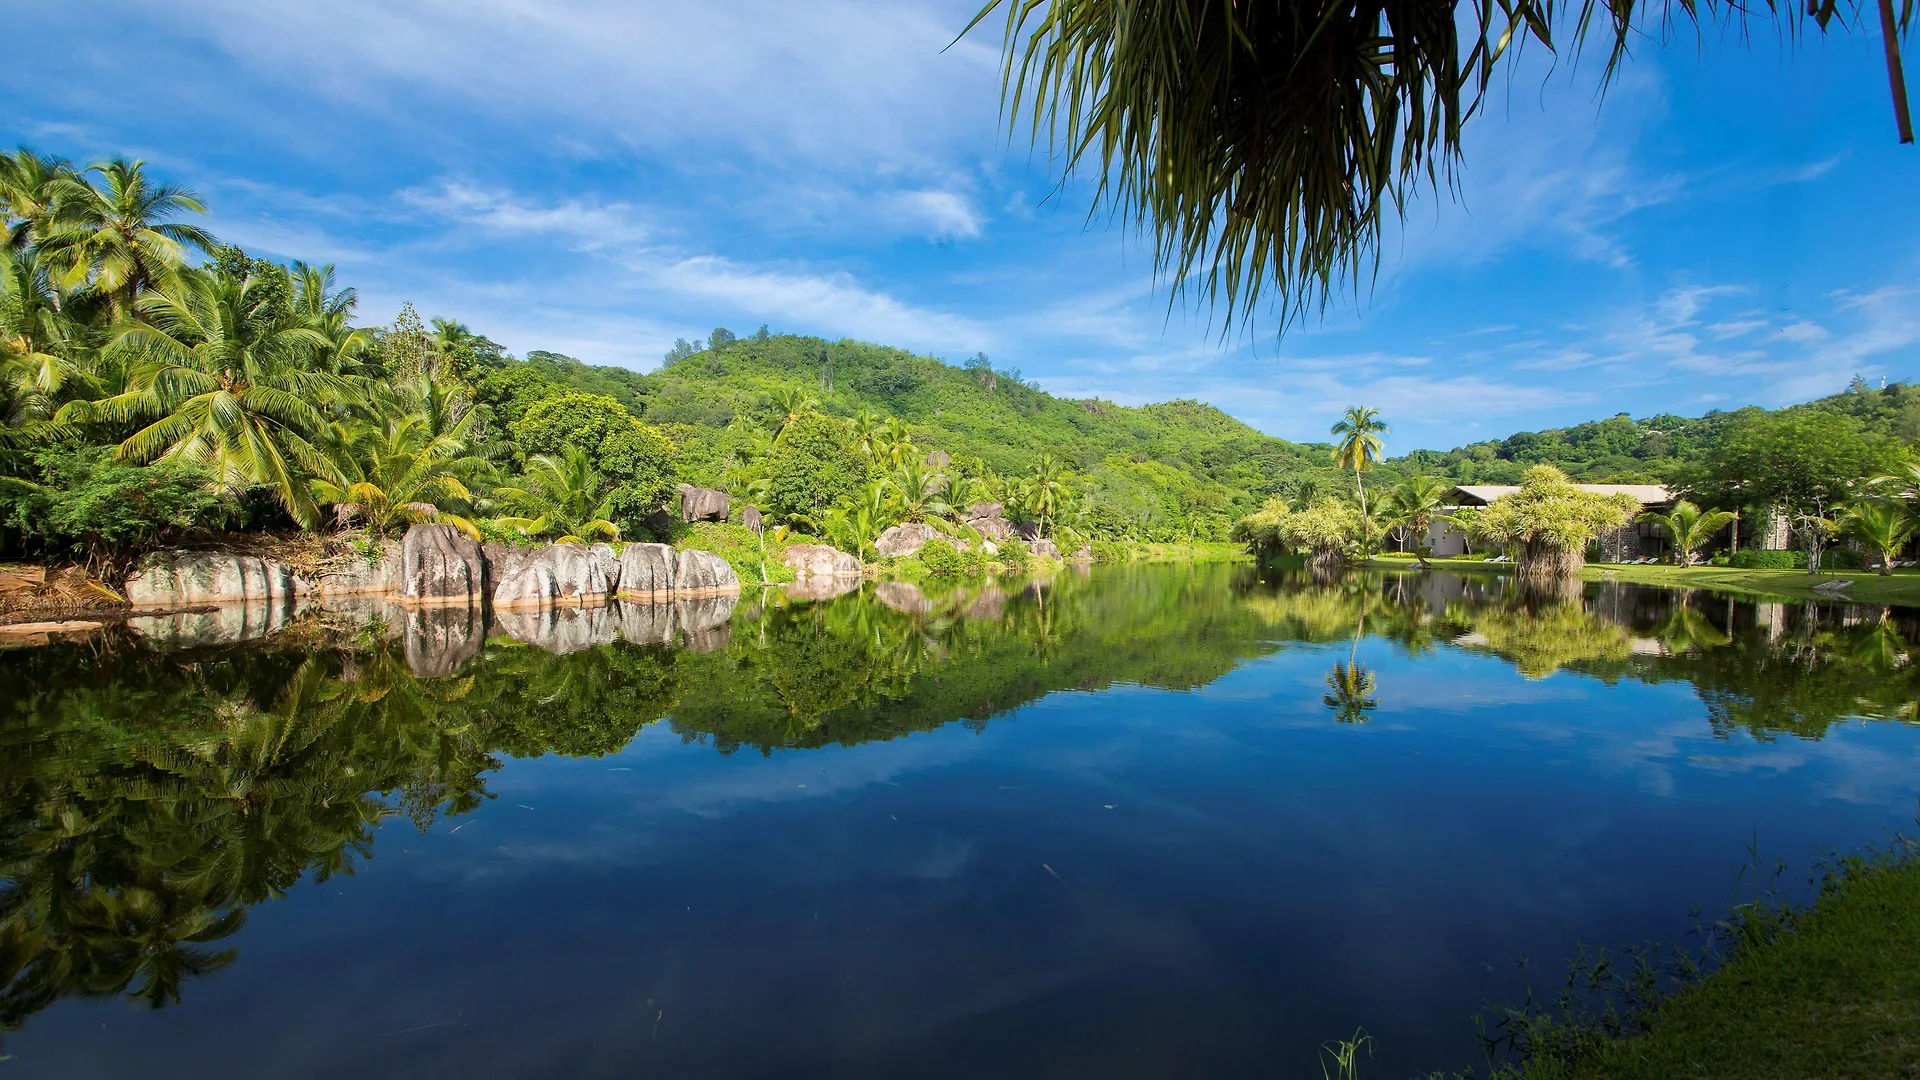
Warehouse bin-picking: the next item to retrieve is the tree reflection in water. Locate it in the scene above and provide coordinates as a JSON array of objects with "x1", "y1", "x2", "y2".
[{"x1": 2, "y1": 563, "x2": 1919, "y2": 1044}]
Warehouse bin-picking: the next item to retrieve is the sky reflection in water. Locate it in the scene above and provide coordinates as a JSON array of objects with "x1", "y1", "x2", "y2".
[{"x1": 2, "y1": 564, "x2": 1917, "y2": 1078}]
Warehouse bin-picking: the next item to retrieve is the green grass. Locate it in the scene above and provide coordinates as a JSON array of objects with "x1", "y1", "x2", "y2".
[
  {"x1": 1365, "y1": 555, "x2": 1920, "y2": 606},
  {"x1": 1507, "y1": 853, "x2": 1920, "y2": 1080}
]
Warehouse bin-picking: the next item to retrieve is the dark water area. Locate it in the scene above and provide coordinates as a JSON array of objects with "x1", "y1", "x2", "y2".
[{"x1": 3, "y1": 564, "x2": 1917, "y2": 1078}]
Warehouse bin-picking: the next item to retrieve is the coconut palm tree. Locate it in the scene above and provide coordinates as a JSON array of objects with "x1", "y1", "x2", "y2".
[
  {"x1": 291, "y1": 263, "x2": 376, "y2": 376},
  {"x1": 1838, "y1": 499, "x2": 1918, "y2": 575},
  {"x1": 770, "y1": 386, "x2": 819, "y2": 443},
  {"x1": 886, "y1": 457, "x2": 952, "y2": 523},
  {"x1": 879, "y1": 416, "x2": 916, "y2": 468},
  {"x1": 1329, "y1": 406, "x2": 1387, "y2": 514},
  {"x1": 56, "y1": 266, "x2": 352, "y2": 526},
  {"x1": 1023, "y1": 453, "x2": 1071, "y2": 536},
  {"x1": 1383, "y1": 473, "x2": 1450, "y2": 566},
  {"x1": 39, "y1": 158, "x2": 216, "y2": 318},
  {"x1": 1638, "y1": 500, "x2": 1738, "y2": 566},
  {"x1": 0, "y1": 246, "x2": 100, "y2": 430},
  {"x1": 310, "y1": 412, "x2": 488, "y2": 538},
  {"x1": 849, "y1": 409, "x2": 883, "y2": 461},
  {"x1": 0, "y1": 147, "x2": 84, "y2": 252},
  {"x1": 493, "y1": 445, "x2": 619, "y2": 543},
  {"x1": 1322, "y1": 663, "x2": 1379, "y2": 724},
  {"x1": 966, "y1": 1, "x2": 1912, "y2": 336}
]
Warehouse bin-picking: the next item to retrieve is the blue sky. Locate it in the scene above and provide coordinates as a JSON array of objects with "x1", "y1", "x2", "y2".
[{"x1": 4, "y1": 1, "x2": 1916, "y2": 450}]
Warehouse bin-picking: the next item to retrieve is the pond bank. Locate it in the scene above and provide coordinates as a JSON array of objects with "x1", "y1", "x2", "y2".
[
  {"x1": 1483, "y1": 847, "x2": 1920, "y2": 1079},
  {"x1": 1365, "y1": 555, "x2": 1920, "y2": 606}
]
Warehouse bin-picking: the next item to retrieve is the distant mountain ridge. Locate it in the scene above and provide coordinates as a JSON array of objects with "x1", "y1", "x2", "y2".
[{"x1": 493, "y1": 333, "x2": 1913, "y2": 535}]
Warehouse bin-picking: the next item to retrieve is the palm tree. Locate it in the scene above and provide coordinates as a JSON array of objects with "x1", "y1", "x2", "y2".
[
  {"x1": 770, "y1": 386, "x2": 819, "y2": 443},
  {"x1": 1383, "y1": 473, "x2": 1450, "y2": 566},
  {"x1": 0, "y1": 246, "x2": 99, "y2": 430},
  {"x1": 494, "y1": 445, "x2": 619, "y2": 543},
  {"x1": 39, "y1": 158, "x2": 216, "y2": 318},
  {"x1": 966, "y1": 2, "x2": 1911, "y2": 336},
  {"x1": 879, "y1": 416, "x2": 916, "y2": 468},
  {"x1": 849, "y1": 409, "x2": 883, "y2": 461},
  {"x1": 1329, "y1": 407, "x2": 1387, "y2": 514},
  {"x1": 1638, "y1": 500, "x2": 1738, "y2": 566},
  {"x1": 1023, "y1": 453, "x2": 1071, "y2": 536},
  {"x1": 1322, "y1": 663, "x2": 1379, "y2": 724},
  {"x1": 291, "y1": 263, "x2": 376, "y2": 375},
  {"x1": 56, "y1": 266, "x2": 352, "y2": 526},
  {"x1": 1838, "y1": 499, "x2": 1917, "y2": 575},
  {"x1": 310, "y1": 412, "x2": 489, "y2": 537},
  {"x1": 886, "y1": 457, "x2": 952, "y2": 523},
  {"x1": 0, "y1": 147, "x2": 83, "y2": 251}
]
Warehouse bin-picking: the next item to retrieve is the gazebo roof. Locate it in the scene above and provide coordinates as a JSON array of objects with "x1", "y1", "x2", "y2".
[{"x1": 1451, "y1": 484, "x2": 1672, "y2": 506}]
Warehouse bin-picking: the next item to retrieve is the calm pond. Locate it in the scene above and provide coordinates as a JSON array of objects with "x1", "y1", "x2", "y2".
[{"x1": 3, "y1": 564, "x2": 1917, "y2": 1078}]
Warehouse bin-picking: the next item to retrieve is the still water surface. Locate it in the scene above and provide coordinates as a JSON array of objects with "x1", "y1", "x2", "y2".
[{"x1": 3, "y1": 564, "x2": 1917, "y2": 1077}]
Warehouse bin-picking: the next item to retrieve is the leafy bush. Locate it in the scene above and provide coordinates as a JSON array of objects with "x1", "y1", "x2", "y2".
[
  {"x1": 997, "y1": 539, "x2": 1032, "y2": 572},
  {"x1": 1, "y1": 450, "x2": 232, "y2": 567},
  {"x1": 1822, "y1": 547, "x2": 1864, "y2": 570},
  {"x1": 918, "y1": 538, "x2": 963, "y2": 579},
  {"x1": 677, "y1": 521, "x2": 792, "y2": 584},
  {"x1": 1090, "y1": 538, "x2": 1131, "y2": 564},
  {"x1": 1729, "y1": 550, "x2": 1801, "y2": 570}
]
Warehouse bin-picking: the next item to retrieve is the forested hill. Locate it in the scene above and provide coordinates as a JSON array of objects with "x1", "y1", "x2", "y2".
[
  {"x1": 478, "y1": 331, "x2": 1336, "y2": 539},
  {"x1": 1388, "y1": 378, "x2": 1920, "y2": 487}
]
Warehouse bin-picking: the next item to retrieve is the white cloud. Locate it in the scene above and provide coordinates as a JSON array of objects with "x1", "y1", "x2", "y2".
[
  {"x1": 401, "y1": 179, "x2": 651, "y2": 247},
  {"x1": 884, "y1": 189, "x2": 986, "y2": 240}
]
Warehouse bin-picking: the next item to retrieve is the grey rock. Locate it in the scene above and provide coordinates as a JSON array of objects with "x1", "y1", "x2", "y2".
[
  {"x1": 874, "y1": 522, "x2": 940, "y2": 558},
  {"x1": 785, "y1": 576, "x2": 861, "y2": 602},
  {"x1": 743, "y1": 505, "x2": 764, "y2": 534},
  {"x1": 493, "y1": 543, "x2": 617, "y2": 608},
  {"x1": 614, "y1": 599, "x2": 677, "y2": 646},
  {"x1": 1029, "y1": 538, "x2": 1062, "y2": 560},
  {"x1": 675, "y1": 595, "x2": 737, "y2": 652},
  {"x1": 875, "y1": 581, "x2": 931, "y2": 616},
  {"x1": 399, "y1": 524, "x2": 488, "y2": 606},
  {"x1": 782, "y1": 543, "x2": 862, "y2": 579},
  {"x1": 494, "y1": 604, "x2": 619, "y2": 654},
  {"x1": 1013, "y1": 521, "x2": 1042, "y2": 542},
  {"x1": 125, "y1": 551, "x2": 301, "y2": 611},
  {"x1": 968, "y1": 515, "x2": 1017, "y2": 542},
  {"x1": 677, "y1": 483, "x2": 730, "y2": 523},
  {"x1": 589, "y1": 543, "x2": 622, "y2": 592},
  {"x1": 674, "y1": 548, "x2": 740, "y2": 595},
  {"x1": 967, "y1": 501, "x2": 1003, "y2": 520},
  {"x1": 400, "y1": 603, "x2": 487, "y2": 677},
  {"x1": 310, "y1": 540, "x2": 401, "y2": 597},
  {"x1": 616, "y1": 543, "x2": 678, "y2": 598}
]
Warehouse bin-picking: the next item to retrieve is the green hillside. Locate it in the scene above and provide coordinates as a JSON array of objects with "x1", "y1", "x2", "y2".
[
  {"x1": 474, "y1": 331, "x2": 1341, "y2": 542},
  {"x1": 1392, "y1": 377, "x2": 1920, "y2": 486}
]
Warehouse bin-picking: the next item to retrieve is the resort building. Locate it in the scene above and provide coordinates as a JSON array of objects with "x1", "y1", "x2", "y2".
[{"x1": 1424, "y1": 484, "x2": 1675, "y2": 560}]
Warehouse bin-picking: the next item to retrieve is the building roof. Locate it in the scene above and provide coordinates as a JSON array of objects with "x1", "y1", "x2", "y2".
[{"x1": 1451, "y1": 484, "x2": 1672, "y2": 506}]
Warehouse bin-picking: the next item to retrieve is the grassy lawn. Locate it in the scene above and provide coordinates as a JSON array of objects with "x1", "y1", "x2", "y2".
[
  {"x1": 1366, "y1": 555, "x2": 1920, "y2": 606},
  {"x1": 1514, "y1": 855, "x2": 1920, "y2": 1080}
]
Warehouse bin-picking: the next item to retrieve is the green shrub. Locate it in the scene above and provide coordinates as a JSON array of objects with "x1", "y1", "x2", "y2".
[
  {"x1": 1822, "y1": 547, "x2": 1864, "y2": 571},
  {"x1": 1090, "y1": 538, "x2": 1131, "y2": 564},
  {"x1": 678, "y1": 521, "x2": 792, "y2": 584},
  {"x1": 2, "y1": 450, "x2": 233, "y2": 567},
  {"x1": 996, "y1": 539, "x2": 1031, "y2": 572},
  {"x1": 1729, "y1": 549, "x2": 1801, "y2": 570},
  {"x1": 918, "y1": 538, "x2": 963, "y2": 579}
]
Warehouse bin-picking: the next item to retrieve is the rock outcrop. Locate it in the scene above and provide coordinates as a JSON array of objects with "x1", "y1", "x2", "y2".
[
  {"x1": 309, "y1": 540, "x2": 401, "y2": 597},
  {"x1": 399, "y1": 524, "x2": 488, "y2": 606},
  {"x1": 874, "y1": 522, "x2": 940, "y2": 558},
  {"x1": 785, "y1": 575, "x2": 861, "y2": 602},
  {"x1": 743, "y1": 506, "x2": 764, "y2": 534},
  {"x1": 494, "y1": 603, "x2": 620, "y2": 654},
  {"x1": 125, "y1": 551, "x2": 303, "y2": 611},
  {"x1": 782, "y1": 543, "x2": 862, "y2": 579},
  {"x1": 677, "y1": 483, "x2": 730, "y2": 523},
  {"x1": 399, "y1": 602, "x2": 488, "y2": 677},
  {"x1": 589, "y1": 543, "x2": 622, "y2": 591},
  {"x1": 964, "y1": 502, "x2": 1018, "y2": 542},
  {"x1": 1029, "y1": 537, "x2": 1062, "y2": 560},
  {"x1": 616, "y1": 543, "x2": 678, "y2": 599},
  {"x1": 875, "y1": 581, "x2": 932, "y2": 616},
  {"x1": 675, "y1": 595, "x2": 736, "y2": 651},
  {"x1": 493, "y1": 543, "x2": 617, "y2": 609},
  {"x1": 674, "y1": 548, "x2": 740, "y2": 595}
]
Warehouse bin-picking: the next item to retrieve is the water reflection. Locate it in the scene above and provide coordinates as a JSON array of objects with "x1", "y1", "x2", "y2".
[{"x1": 2, "y1": 563, "x2": 1918, "y2": 1058}]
